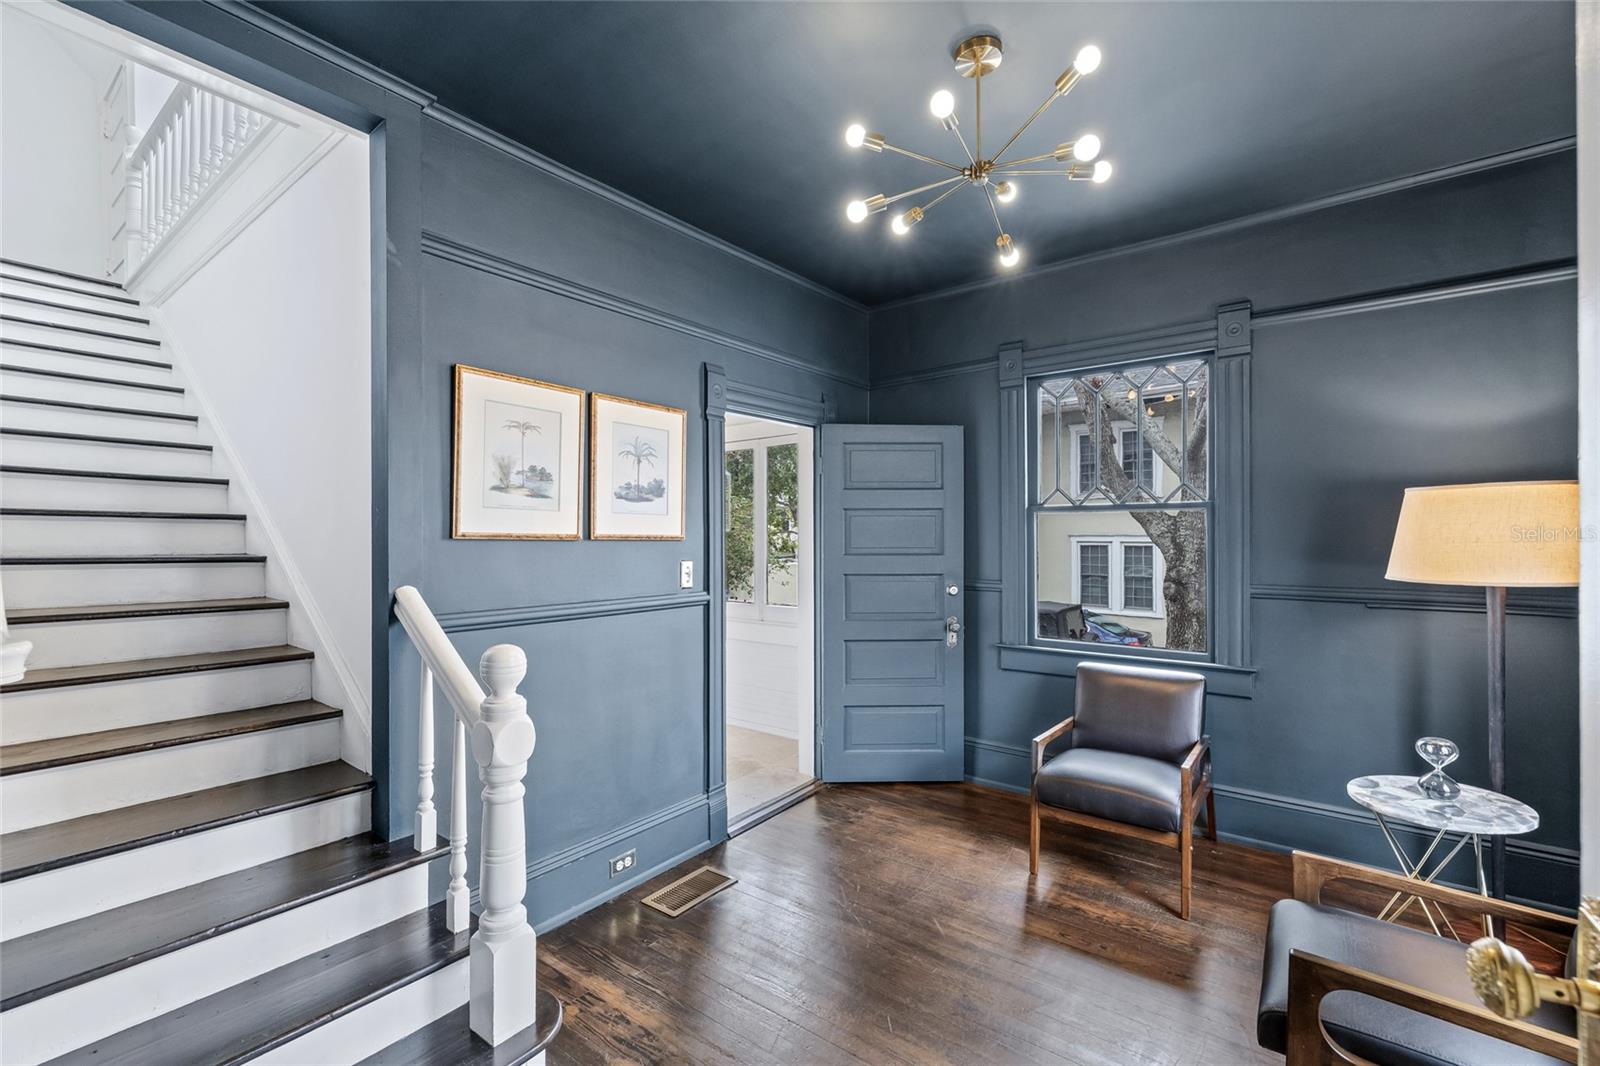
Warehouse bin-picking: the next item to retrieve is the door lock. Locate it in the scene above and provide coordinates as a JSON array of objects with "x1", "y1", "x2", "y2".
[
  {"x1": 946, "y1": 583, "x2": 960, "y2": 596},
  {"x1": 945, "y1": 616, "x2": 962, "y2": 648}
]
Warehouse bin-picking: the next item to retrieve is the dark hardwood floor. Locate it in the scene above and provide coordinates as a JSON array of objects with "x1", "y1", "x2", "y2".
[{"x1": 538, "y1": 782, "x2": 1292, "y2": 1066}]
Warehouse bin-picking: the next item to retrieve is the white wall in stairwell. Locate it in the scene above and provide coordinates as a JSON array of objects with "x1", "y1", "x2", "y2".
[
  {"x1": 0, "y1": 5, "x2": 114, "y2": 276},
  {"x1": 153, "y1": 134, "x2": 373, "y2": 767}
]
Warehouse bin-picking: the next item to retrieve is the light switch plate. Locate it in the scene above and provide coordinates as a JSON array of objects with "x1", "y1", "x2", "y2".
[{"x1": 679, "y1": 560, "x2": 694, "y2": 588}]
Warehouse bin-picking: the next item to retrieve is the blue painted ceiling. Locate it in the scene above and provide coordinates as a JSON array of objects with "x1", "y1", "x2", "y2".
[{"x1": 256, "y1": 2, "x2": 1576, "y2": 305}]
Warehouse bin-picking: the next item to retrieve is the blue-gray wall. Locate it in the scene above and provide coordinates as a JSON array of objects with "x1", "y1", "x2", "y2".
[
  {"x1": 81, "y1": 0, "x2": 869, "y2": 931},
  {"x1": 868, "y1": 150, "x2": 1581, "y2": 905}
]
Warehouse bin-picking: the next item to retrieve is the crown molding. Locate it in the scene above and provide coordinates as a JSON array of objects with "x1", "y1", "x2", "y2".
[
  {"x1": 872, "y1": 137, "x2": 1577, "y2": 313},
  {"x1": 218, "y1": 1, "x2": 866, "y2": 316}
]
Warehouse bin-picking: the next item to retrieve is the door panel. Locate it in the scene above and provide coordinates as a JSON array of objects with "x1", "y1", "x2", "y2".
[{"x1": 821, "y1": 425, "x2": 963, "y2": 781}]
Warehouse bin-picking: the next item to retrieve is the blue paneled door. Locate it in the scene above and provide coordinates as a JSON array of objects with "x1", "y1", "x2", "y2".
[{"x1": 820, "y1": 425, "x2": 964, "y2": 781}]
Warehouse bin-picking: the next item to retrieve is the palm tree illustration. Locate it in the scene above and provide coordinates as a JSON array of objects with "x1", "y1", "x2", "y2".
[
  {"x1": 618, "y1": 436, "x2": 658, "y2": 499},
  {"x1": 502, "y1": 420, "x2": 541, "y2": 486}
]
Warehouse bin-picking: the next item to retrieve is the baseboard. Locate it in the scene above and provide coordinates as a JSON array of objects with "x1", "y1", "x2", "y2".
[{"x1": 963, "y1": 735, "x2": 1579, "y2": 907}]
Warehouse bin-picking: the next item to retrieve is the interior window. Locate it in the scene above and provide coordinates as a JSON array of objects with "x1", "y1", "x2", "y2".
[
  {"x1": 725, "y1": 447, "x2": 756, "y2": 604},
  {"x1": 765, "y1": 443, "x2": 800, "y2": 608}
]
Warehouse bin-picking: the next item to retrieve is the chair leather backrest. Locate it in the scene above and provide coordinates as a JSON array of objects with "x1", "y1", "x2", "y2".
[{"x1": 1070, "y1": 660, "x2": 1206, "y2": 764}]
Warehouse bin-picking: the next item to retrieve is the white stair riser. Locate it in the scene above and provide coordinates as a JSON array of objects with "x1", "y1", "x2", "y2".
[
  {"x1": 0, "y1": 559, "x2": 263, "y2": 608},
  {"x1": 257, "y1": 958, "x2": 470, "y2": 1066},
  {"x1": 0, "y1": 472, "x2": 228, "y2": 511},
  {"x1": 0, "y1": 658, "x2": 310, "y2": 743},
  {"x1": 1, "y1": 515, "x2": 244, "y2": 555},
  {"x1": 0, "y1": 370, "x2": 185, "y2": 413},
  {"x1": 0, "y1": 400, "x2": 199, "y2": 443},
  {"x1": 1, "y1": 347, "x2": 174, "y2": 387},
  {"x1": 0, "y1": 267, "x2": 123, "y2": 296},
  {"x1": 0, "y1": 303, "x2": 156, "y2": 341},
  {"x1": 0, "y1": 789, "x2": 369, "y2": 941},
  {"x1": 3, "y1": 864, "x2": 430, "y2": 1064},
  {"x1": 0, "y1": 434, "x2": 212, "y2": 476},
  {"x1": 13, "y1": 608, "x2": 287, "y2": 669},
  {"x1": 0, "y1": 320, "x2": 163, "y2": 362},
  {"x1": 1, "y1": 718, "x2": 341, "y2": 833}
]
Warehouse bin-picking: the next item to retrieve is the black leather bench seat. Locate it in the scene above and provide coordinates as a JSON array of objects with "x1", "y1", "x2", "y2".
[{"x1": 1258, "y1": 899, "x2": 1574, "y2": 1066}]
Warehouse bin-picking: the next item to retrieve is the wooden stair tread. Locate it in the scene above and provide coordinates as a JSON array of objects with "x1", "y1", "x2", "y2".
[
  {"x1": 0, "y1": 426, "x2": 210, "y2": 451},
  {"x1": 0, "y1": 762, "x2": 372, "y2": 881},
  {"x1": 0, "y1": 464, "x2": 226, "y2": 485},
  {"x1": 0, "y1": 259, "x2": 125, "y2": 290},
  {"x1": 0, "y1": 644, "x2": 310, "y2": 693},
  {"x1": 0, "y1": 292, "x2": 150, "y2": 325},
  {"x1": 1, "y1": 394, "x2": 197, "y2": 421},
  {"x1": 0, "y1": 337, "x2": 171, "y2": 369},
  {"x1": 1, "y1": 507, "x2": 246, "y2": 520},
  {"x1": 360, "y1": 991, "x2": 564, "y2": 1066},
  {"x1": 0, "y1": 315, "x2": 161, "y2": 347},
  {"x1": 48, "y1": 904, "x2": 471, "y2": 1066},
  {"x1": 0, "y1": 272, "x2": 142, "y2": 306},
  {"x1": 0, "y1": 700, "x2": 340, "y2": 776},
  {"x1": 8, "y1": 597, "x2": 286, "y2": 624},
  {"x1": 1, "y1": 834, "x2": 446, "y2": 1010},
  {"x1": 0, "y1": 363, "x2": 182, "y2": 393}
]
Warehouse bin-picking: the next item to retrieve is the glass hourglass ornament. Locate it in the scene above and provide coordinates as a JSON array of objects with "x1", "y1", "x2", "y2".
[{"x1": 1415, "y1": 736, "x2": 1461, "y2": 799}]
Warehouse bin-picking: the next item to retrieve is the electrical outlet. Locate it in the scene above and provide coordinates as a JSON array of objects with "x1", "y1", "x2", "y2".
[
  {"x1": 679, "y1": 560, "x2": 694, "y2": 588},
  {"x1": 609, "y1": 848, "x2": 637, "y2": 879}
]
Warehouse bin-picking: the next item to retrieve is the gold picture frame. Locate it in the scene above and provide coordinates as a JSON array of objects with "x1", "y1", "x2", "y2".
[
  {"x1": 589, "y1": 391, "x2": 687, "y2": 540},
  {"x1": 452, "y1": 364, "x2": 585, "y2": 540}
]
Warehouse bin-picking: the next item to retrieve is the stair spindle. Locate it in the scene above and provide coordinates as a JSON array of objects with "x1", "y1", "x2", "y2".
[
  {"x1": 447, "y1": 717, "x2": 470, "y2": 932},
  {"x1": 415, "y1": 661, "x2": 437, "y2": 850}
]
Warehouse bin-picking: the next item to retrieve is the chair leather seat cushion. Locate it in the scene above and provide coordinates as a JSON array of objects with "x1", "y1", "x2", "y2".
[
  {"x1": 1258, "y1": 900, "x2": 1575, "y2": 1066},
  {"x1": 1035, "y1": 748, "x2": 1182, "y2": 833}
]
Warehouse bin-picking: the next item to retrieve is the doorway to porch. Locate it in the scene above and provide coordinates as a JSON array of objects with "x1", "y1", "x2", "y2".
[{"x1": 723, "y1": 414, "x2": 816, "y2": 829}]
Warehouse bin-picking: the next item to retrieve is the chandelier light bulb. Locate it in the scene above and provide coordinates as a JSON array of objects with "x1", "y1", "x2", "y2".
[
  {"x1": 996, "y1": 234, "x2": 1021, "y2": 269},
  {"x1": 1074, "y1": 45, "x2": 1102, "y2": 75},
  {"x1": 994, "y1": 181, "x2": 1017, "y2": 204},
  {"x1": 929, "y1": 89, "x2": 956, "y2": 120},
  {"x1": 891, "y1": 213, "x2": 910, "y2": 236},
  {"x1": 1073, "y1": 133, "x2": 1102, "y2": 161},
  {"x1": 1092, "y1": 159, "x2": 1113, "y2": 183},
  {"x1": 845, "y1": 123, "x2": 867, "y2": 148},
  {"x1": 846, "y1": 199, "x2": 870, "y2": 224}
]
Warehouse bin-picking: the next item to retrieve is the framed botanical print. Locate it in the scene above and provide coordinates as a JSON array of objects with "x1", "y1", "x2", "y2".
[
  {"x1": 452, "y1": 364, "x2": 584, "y2": 540},
  {"x1": 589, "y1": 392, "x2": 687, "y2": 540}
]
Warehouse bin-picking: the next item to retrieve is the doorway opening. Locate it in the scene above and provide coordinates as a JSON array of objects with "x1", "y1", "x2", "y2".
[{"x1": 724, "y1": 414, "x2": 817, "y2": 829}]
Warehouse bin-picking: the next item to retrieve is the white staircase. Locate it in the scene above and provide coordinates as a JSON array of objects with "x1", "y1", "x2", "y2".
[{"x1": 0, "y1": 260, "x2": 557, "y2": 1065}]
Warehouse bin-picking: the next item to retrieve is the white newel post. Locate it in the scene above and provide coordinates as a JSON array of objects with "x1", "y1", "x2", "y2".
[{"x1": 469, "y1": 644, "x2": 538, "y2": 1044}]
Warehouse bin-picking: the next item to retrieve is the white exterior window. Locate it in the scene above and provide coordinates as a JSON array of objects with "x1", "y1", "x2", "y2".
[
  {"x1": 1070, "y1": 536, "x2": 1165, "y2": 617},
  {"x1": 1071, "y1": 420, "x2": 1164, "y2": 499}
]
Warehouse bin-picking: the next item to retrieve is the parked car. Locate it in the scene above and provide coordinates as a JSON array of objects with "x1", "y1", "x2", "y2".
[
  {"x1": 1083, "y1": 613, "x2": 1152, "y2": 647},
  {"x1": 1036, "y1": 602, "x2": 1152, "y2": 647}
]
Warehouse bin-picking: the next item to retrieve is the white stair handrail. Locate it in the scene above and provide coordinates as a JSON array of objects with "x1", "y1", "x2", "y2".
[{"x1": 392, "y1": 585, "x2": 539, "y2": 1046}]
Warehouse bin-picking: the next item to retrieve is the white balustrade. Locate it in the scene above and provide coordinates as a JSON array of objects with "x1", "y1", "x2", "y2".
[
  {"x1": 393, "y1": 586, "x2": 538, "y2": 1045},
  {"x1": 123, "y1": 82, "x2": 274, "y2": 275}
]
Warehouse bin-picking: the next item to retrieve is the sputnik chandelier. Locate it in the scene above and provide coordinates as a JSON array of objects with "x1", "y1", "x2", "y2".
[{"x1": 843, "y1": 33, "x2": 1112, "y2": 271}]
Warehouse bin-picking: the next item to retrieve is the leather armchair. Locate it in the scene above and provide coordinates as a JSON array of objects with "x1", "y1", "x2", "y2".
[
  {"x1": 1029, "y1": 660, "x2": 1214, "y2": 919},
  {"x1": 1258, "y1": 851, "x2": 1580, "y2": 1065}
]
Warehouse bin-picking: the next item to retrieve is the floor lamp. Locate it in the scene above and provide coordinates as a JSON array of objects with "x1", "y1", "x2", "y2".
[{"x1": 1386, "y1": 480, "x2": 1579, "y2": 899}]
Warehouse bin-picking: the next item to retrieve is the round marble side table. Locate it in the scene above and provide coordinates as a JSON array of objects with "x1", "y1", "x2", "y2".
[{"x1": 1346, "y1": 774, "x2": 1538, "y2": 940}]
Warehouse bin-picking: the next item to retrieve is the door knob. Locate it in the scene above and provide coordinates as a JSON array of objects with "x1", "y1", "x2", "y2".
[{"x1": 945, "y1": 616, "x2": 962, "y2": 648}]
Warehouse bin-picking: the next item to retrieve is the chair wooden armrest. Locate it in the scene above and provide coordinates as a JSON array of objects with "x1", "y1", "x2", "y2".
[
  {"x1": 1286, "y1": 949, "x2": 1579, "y2": 1064},
  {"x1": 1291, "y1": 851, "x2": 1577, "y2": 938},
  {"x1": 1180, "y1": 735, "x2": 1211, "y2": 795},
  {"x1": 1031, "y1": 716, "x2": 1075, "y2": 774}
]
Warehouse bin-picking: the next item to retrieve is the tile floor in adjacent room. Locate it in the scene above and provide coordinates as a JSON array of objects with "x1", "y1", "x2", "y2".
[{"x1": 725, "y1": 724, "x2": 812, "y2": 820}]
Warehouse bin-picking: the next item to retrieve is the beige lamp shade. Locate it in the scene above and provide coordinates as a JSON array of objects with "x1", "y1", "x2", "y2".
[{"x1": 1386, "y1": 481, "x2": 1579, "y2": 587}]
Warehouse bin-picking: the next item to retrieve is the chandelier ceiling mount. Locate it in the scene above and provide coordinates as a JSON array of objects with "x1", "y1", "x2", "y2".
[{"x1": 844, "y1": 32, "x2": 1113, "y2": 272}]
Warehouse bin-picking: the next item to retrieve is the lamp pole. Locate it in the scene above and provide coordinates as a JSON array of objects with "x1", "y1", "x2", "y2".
[{"x1": 1486, "y1": 584, "x2": 1507, "y2": 900}]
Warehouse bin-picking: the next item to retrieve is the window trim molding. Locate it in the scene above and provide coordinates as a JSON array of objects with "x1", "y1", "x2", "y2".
[{"x1": 996, "y1": 303, "x2": 1254, "y2": 676}]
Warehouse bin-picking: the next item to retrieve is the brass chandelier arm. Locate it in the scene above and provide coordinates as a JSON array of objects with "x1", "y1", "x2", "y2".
[
  {"x1": 994, "y1": 169, "x2": 1069, "y2": 176},
  {"x1": 917, "y1": 180, "x2": 966, "y2": 218},
  {"x1": 991, "y1": 151, "x2": 1059, "y2": 170},
  {"x1": 979, "y1": 182, "x2": 1006, "y2": 238},
  {"x1": 882, "y1": 174, "x2": 968, "y2": 208},
  {"x1": 880, "y1": 141, "x2": 966, "y2": 172},
  {"x1": 989, "y1": 90, "x2": 1063, "y2": 165}
]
